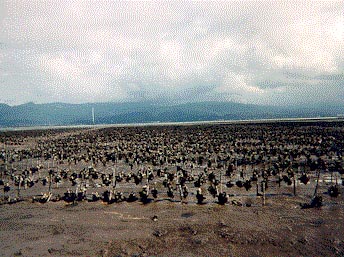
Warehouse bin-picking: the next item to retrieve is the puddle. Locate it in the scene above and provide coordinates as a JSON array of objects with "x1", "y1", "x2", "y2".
[{"x1": 181, "y1": 212, "x2": 194, "y2": 218}]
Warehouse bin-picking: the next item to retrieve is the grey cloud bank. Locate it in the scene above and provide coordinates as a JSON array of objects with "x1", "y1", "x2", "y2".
[{"x1": 0, "y1": 0, "x2": 343, "y2": 106}]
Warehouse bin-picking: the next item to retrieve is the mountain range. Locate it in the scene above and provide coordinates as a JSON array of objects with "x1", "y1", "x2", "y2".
[{"x1": 0, "y1": 101, "x2": 343, "y2": 127}]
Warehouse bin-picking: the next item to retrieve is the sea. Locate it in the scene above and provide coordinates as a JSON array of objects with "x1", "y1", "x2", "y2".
[{"x1": 0, "y1": 116, "x2": 343, "y2": 132}]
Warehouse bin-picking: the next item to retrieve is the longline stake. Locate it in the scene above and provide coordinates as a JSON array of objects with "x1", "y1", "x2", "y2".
[
  {"x1": 48, "y1": 173, "x2": 52, "y2": 193},
  {"x1": 262, "y1": 181, "x2": 266, "y2": 206},
  {"x1": 313, "y1": 169, "x2": 321, "y2": 197},
  {"x1": 112, "y1": 167, "x2": 116, "y2": 189},
  {"x1": 17, "y1": 177, "x2": 21, "y2": 199},
  {"x1": 220, "y1": 168, "x2": 223, "y2": 193},
  {"x1": 293, "y1": 176, "x2": 296, "y2": 196},
  {"x1": 256, "y1": 180, "x2": 259, "y2": 196}
]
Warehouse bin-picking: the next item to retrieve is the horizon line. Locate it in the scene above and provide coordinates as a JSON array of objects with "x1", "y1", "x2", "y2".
[{"x1": 1, "y1": 116, "x2": 344, "y2": 132}]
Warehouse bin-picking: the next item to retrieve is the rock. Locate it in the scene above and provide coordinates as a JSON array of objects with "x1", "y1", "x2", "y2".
[
  {"x1": 219, "y1": 230, "x2": 235, "y2": 241},
  {"x1": 333, "y1": 246, "x2": 340, "y2": 254},
  {"x1": 232, "y1": 199, "x2": 243, "y2": 206},
  {"x1": 298, "y1": 237, "x2": 309, "y2": 245},
  {"x1": 194, "y1": 236, "x2": 208, "y2": 244},
  {"x1": 153, "y1": 230, "x2": 165, "y2": 237},
  {"x1": 179, "y1": 225, "x2": 197, "y2": 235},
  {"x1": 194, "y1": 239, "x2": 202, "y2": 245},
  {"x1": 333, "y1": 238, "x2": 341, "y2": 245},
  {"x1": 13, "y1": 250, "x2": 22, "y2": 256},
  {"x1": 219, "y1": 221, "x2": 228, "y2": 227}
]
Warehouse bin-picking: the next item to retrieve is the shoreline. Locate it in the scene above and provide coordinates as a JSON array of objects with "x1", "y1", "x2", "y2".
[{"x1": 1, "y1": 116, "x2": 344, "y2": 132}]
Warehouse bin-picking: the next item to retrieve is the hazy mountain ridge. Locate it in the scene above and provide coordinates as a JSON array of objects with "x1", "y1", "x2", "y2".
[{"x1": 0, "y1": 101, "x2": 343, "y2": 127}]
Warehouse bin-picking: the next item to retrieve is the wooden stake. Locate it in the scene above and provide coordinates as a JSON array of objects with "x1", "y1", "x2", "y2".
[
  {"x1": 263, "y1": 183, "x2": 266, "y2": 206},
  {"x1": 17, "y1": 178, "x2": 21, "y2": 199},
  {"x1": 256, "y1": 180, "x2": 259, "y2": 196},
  {"x1": 48, "y1": 173, "x2": 52, "y2": 193},
  {"x1": 179, "y1": 184, "x2": 183, "y2": 202},
  {"x1": 220, "y1": 168, "x2": 223, "y2": 193},
  {"x1": 293, "y1": 176, "x2": 296, "y2": 196},
  {"x1": 176, "y1": 172, "x2": 179, "y2": 191},
  {"x1": 314, "y1": 169, "x2": 321, "y2": 197},
  {"x1": 331, "y1": 171, "x2": 333, "y2": 184},
  {"x1": 112, "y1": 167, "x2": 116, "y2": 189}
]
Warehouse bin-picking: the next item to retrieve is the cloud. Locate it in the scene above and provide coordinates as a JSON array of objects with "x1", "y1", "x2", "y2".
[{"x1": 0, "y1": 0, "x2": 343, "y2": 106}]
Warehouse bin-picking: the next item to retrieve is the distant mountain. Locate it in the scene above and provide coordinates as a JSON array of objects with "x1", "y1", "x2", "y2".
[{"x1": 0, "y1": 101, "x2": 343, "y2": 127}]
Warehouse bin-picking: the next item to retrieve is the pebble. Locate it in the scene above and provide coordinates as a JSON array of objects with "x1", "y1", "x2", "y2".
[{"x1": 153, "y1": 230, "x2": 165, "y2": 237}]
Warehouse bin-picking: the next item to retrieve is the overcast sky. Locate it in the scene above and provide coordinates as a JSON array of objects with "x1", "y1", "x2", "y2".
[{"x1": 0, "y1": 1, "x2": 343, "y2": 106}]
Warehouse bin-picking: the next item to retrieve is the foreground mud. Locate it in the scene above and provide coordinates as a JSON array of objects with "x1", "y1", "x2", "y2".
[{"x1": 0, "y1": 194, "x2": 343, "y2": 257}]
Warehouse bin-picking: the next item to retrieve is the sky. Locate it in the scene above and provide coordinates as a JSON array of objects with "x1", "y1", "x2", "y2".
[{"x1": 0, "y1": 0, "x2": 343, "y2": 106}]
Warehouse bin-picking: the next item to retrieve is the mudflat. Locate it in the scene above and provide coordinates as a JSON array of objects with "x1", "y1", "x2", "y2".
[
  {"x1": 0, "y1": 194, "x2": 343, "y2": 257},
  {"x1": 1, "y1": 123, "x2": 344, "y2": 256}
]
